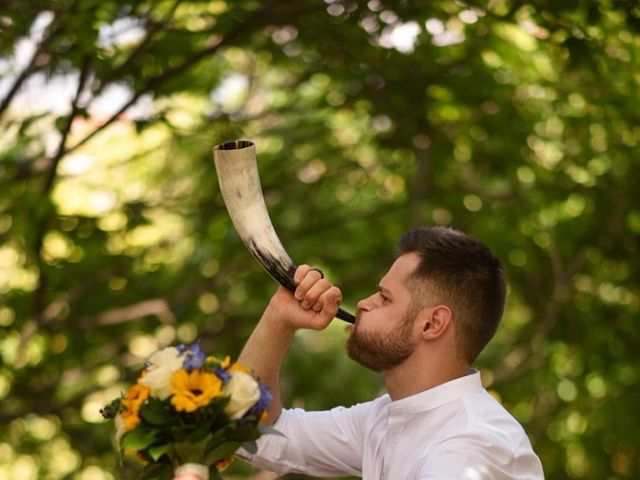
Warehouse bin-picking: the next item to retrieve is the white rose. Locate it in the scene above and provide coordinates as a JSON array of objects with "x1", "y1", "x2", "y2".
[
  {"x1": 139, "y1": 347, "x2": 184, "y2": 400},
  {"x1": 223, "y1": 371, "x2": 260, "y2": 420}
]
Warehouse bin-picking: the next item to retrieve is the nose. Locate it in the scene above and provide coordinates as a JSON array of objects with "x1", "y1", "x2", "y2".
[
  {"x1": 356, "y1": 299, "x2": 367, "y2": 311},
  {"x1": 357, "y1": 293, "x2": 375, "y2": 311}
]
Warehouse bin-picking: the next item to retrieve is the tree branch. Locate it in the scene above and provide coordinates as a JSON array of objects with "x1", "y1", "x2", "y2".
[
  {"x1": 42, "y1": 55, "x2": 92, "y2": 194},
  {"x1": 63, "y1": 7, "x2": 271, "y2": 158},
  {"x1": 0, "y1": 22, "x2": 61, "y2": 121},
  {"x1": 79, "y1": 298, "x2": 175, "y2": 327}
]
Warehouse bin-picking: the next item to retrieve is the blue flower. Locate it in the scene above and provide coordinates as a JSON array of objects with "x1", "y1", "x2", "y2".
[
  {"x1": 215, "y1": 367, "x2": 232, "y2": 383},
  {"x1": 249, "y1": 383, "x2": 273, "y2": 415},
  {"x1": 181, "y1": 341, "x2": 206, "y2": 371}
]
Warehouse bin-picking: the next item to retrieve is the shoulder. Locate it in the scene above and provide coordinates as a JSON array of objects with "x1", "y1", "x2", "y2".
[
  {"x1": 416, "y1": 391, "x2": 543, "y2": 478},
  {"x1": 417, "y1": 436, "x2": 543, "y2": 479},
  {"x1": 462, "y1": 390, "x2": 532, "y2": 446}
]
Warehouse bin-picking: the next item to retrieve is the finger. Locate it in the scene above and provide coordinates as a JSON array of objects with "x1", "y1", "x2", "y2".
[
  {"x1": 316, "y1": 287, "x2": 343, "y2": 318},
  {"x1": 309, "y1": 268, "x2": 324, "y2": 279},
  {"x1": 300, "y1": 278, "x2": 331, "y2": 308},
  {"x1": 312, "y1": 302, "x2": 322, "y2": 312},
  {"x1": 294, "y1": 264, "x2": 312, "y2": 285},
  {"x1": 295, "y1": 268, "x2": 325, "y2": 301},
  {"x1": 308, "y1": 292, "x2": 340, "y2": 329},
  {"x1": 324, "y1": 286, "x2": 343, "y2": 308}
]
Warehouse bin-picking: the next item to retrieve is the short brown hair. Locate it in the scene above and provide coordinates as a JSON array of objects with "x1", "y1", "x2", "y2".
[{"x1": 398, "y1": 227, "x2": 506, "y2": 364}]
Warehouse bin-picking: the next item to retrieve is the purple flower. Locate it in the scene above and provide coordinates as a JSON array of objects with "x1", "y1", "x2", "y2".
[
  {"x1": 215, "y1": 367, "x2": 232, "y2": 383},
  {"x1": 249, "y1": 383, "x2": 274, "y2": 416},
  {"x1": 180, "y1": 341, "x2": 206, "y2": 371}
]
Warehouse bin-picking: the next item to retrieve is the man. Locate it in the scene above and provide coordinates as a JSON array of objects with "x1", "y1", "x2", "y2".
[{"x1": 237, "y1": 227, "x2": 544, "y2": 479}]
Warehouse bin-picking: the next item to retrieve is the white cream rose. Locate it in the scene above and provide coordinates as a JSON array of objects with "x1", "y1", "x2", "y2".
[
  {"x1": 223, "y1": 371, "x2": 260, "y2": 420},
  {"x1": 139, "y1": 347, "x2": 184, "y2": 400}
]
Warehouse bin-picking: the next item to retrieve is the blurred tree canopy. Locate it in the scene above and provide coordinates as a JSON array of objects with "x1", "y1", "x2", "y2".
[{"x1": 1, "y1": 0, "x2": 639, "y2": 478}]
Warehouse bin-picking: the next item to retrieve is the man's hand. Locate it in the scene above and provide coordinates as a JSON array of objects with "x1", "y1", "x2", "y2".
[{"x1": 267, "y1": 264, "x2": 343, "y2": 331}]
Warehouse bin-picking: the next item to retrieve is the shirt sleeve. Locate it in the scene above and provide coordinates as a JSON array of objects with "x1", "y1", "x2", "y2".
[
  {"x1": 238, "y1": 401, "x2": 373, "y2": 477},
  {"x1": 416, "y1": 438, "x2": 545, "y2": 480}
]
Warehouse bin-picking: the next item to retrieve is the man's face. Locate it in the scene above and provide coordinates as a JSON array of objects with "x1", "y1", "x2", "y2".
[{"x1": 346, "y1": 253, "x2": 422, "y2": 372}]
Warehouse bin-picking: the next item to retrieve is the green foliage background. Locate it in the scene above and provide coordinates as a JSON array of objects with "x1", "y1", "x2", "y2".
[{"x1": 1, "y1": 1, "x2": 639, "y2": 479}]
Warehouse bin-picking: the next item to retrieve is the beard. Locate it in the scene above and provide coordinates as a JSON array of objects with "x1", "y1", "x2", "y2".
[{"x1": 346, "y1": 310, "x2": 416, "y2": 372}]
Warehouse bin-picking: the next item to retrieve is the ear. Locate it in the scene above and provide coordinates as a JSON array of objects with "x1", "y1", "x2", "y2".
[{"x1": 419, "y1": 305, "x2": 452, "y2": 340}]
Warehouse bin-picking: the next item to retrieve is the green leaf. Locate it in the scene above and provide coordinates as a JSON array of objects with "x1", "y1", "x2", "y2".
[
  {"x1": 205, "y1": 398, "x2": 232, "y2": 430},
  {"x1": 204, "y1": 432, "x2": 227, "y2": 453},
  {"x1": 139, "y1": 398, "x2": 172, "y2": 426},
  {"x1": 137, "y1": 462, "x2": 172, "y2": 480},
  {"x1": 205, "y1": 441, "x2": 242, "y2": 465},
  {"x1": 209, "y1": 466, "x2": 224, "y2": 480},
  {"x1": 207, "y1": 396, "x2": 231, "y2": 414},
  {"x1": 241, "y1": 440, "x2": 258, "y2": 454},
  {"x1": 225, "y1": 423, "x2": 261, "y2": 442},
  {"x1": 185, "y1": 424, "x2": 211, "y2": 443},
  {"x1": 147, "y1": 443, "x2": 169, "y2": 461},
  {"x1": 120, "y1": 428, "x2": 159, "y2": 451},
  {"x1": 171, "y1": 436, "x2": 212, "y2": 464}
]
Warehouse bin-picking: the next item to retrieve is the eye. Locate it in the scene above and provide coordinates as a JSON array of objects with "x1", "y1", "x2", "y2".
[{"x1": 380, "y1": 293, "x2": 390, "y2": 304}]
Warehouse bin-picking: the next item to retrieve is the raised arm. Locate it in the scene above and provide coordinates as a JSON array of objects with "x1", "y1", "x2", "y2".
[{"x1": 237, "y1": 265, "x2": 342, "y2": 425}]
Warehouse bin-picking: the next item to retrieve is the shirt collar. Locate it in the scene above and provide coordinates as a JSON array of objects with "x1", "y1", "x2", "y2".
[{"x1": 388, "y1": 369, "x2": 484, "y2": 414}]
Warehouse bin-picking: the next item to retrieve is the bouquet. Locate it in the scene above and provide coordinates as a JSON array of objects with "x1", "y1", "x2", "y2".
[{"x1": 101, "y1": 341, "x2": 275, "y2": 480}]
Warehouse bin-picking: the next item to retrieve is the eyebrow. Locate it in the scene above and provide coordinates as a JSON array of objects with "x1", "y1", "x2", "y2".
[{"x1": 378, "y1": 285, "x2": 392, "y2": 297}]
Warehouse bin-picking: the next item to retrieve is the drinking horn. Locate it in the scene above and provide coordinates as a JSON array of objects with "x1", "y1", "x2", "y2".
[{"x1": 213, "y1": 140, "x2": 355, "y2": 324}]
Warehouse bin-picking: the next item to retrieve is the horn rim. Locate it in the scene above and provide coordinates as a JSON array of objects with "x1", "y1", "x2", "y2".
[{"x1": 215, "y1": 140, "x2": 254, "y2": 151}]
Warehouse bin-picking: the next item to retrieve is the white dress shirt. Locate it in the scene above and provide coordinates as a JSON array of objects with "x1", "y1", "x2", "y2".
[{"x1": 244, "y1": 370, "x2": 544, "y2": 479}]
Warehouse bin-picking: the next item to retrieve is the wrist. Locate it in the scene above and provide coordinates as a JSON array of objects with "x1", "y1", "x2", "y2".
[{"x1": 262, "y1": 302, "x2": 297, "y2": 336}]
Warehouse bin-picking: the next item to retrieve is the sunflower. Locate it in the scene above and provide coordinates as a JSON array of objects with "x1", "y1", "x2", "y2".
[
  {"x1": 121, "y1": 414, "x2": 138, "y2": 431},
  {"x1": 228, "y1": 361, "x2": 250, "y2": 374},
  {"x1": 121, "y1": 383, "x2": 150, "y2": 431},
  {"x1": 170, "y1": 369, "x2": 222, "y2": 413}
]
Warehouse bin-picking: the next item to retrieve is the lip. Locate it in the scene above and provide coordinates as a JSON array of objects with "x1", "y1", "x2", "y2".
[
  {"x1": 345, "y1": 312, "x2": 362, "y2": 335},
  {"x1": 353, "y1": 310, "x2": 365, "y2": 329}
]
